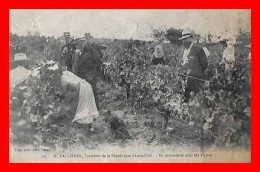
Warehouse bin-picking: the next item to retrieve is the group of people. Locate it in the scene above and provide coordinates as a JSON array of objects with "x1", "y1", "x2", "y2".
[
  {"x1": 10, "y1": 28, "x2": 243, "y2": 133},
  {"x1": 151, "y1": 29, "x2": 210, "y2": 115},
  {"x1": 150, "y1": 29, "x2": 246, "y2": 116},
  {"x1": 60, "y1": 32, "x2": 107, "y2": 110},
  {"x1": 9, "y1": 32, "x2": 107, "y2": 132},
  {"x1": 57, "y1": 32, "x2": 109, "y2": 131}
]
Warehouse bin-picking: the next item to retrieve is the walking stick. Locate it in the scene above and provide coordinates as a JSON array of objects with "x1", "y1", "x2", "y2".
[{"x1": 178, "y1": 73, "x2": 211, "y2": 83}]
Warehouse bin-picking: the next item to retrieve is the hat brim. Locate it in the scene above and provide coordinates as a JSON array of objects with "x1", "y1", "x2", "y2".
[
  {"x1": 11, "y1": 59, "x2": 31, "y2": 66},
  {"x1": 11, "y1": 59, "x2": 30, "y2": 62},
  {"x1": 178, "y1": 35, "x2": 193, "y2": 40}
]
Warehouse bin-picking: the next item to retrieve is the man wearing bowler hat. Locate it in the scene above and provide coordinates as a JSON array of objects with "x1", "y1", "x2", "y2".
[
  {"x1": 84, "y1": 33, "x2": 103, "y2": 58},
  {"x1": 177, "y1": 29, "x2": 208, "y2": 115}
]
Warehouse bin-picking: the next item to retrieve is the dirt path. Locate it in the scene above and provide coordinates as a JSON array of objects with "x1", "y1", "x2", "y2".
[{"x1": 29, "y1": 80, "x2": 206, "y2": 151}]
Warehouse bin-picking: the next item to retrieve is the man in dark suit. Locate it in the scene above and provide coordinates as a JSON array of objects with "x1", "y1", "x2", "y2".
[
  {"x1": 73, "y1": 33, "x2": 102, "y2": 110},
  {"x1": 84, "y1": 33, "x2": 103, "y2": 58},
  {"x1": 61, "y1": 32, "x2": 76, "y2": 71},
  {"x1": 177, "y1": 29, "x2": 208, "y2": 113}
]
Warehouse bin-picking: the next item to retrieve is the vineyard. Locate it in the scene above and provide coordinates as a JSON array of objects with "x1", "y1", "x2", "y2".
[{"x1": 9, "y1": 33, "x2": 251, "y2": 152}]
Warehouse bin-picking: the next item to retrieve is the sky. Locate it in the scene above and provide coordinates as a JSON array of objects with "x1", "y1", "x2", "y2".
[{"x1": 10, "y1": 9, "x2": 251, "y2": 40}]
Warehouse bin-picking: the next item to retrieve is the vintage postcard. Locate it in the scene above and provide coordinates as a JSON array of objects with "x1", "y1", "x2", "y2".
[{"x1": 9, "y1": 9, "x2": 251, "y2": 163}]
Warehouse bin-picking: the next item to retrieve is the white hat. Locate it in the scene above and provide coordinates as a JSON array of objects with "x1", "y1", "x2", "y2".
[
  {"x1": 12, "y1": 53, "x2": 29, "y2": 62},
  {"x1": 154, "y1": 45, "x2": 164, "y2": 58},
  {"x1": 179, "y1": 29, "x2": 193, "y2": 40}
]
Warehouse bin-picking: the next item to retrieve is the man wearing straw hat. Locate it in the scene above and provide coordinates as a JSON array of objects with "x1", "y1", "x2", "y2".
[
  {"x1": 177, "y1": 29, "x2": 208, "y2": 115},
  {"x1": 61, "y1": 32, "x2": 76, "y2": 71}
]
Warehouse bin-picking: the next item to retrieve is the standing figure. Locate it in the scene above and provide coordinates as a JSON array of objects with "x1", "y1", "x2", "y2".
[
  {"x1": 84, "y1": 33, "x2": 103, "y2": 58},
  {"x1": 177, "y1": 29, "x2": 208, "y2": 114},
  {"x1": 73, "y1": 33, "x2": 102, "y2": 110},
  {"x1": 61, "y1": 32, "x2": 76, "y2": 71},
  {"x1": 220, "y1": 36, "x2": 236, "y2": 79},
  {"x1": 151, "y1": 45, "x2": 165, "y2": 65}
]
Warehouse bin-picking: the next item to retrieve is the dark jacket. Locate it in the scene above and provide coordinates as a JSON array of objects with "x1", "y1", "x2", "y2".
[
  {"x1": 73, "y1": 46, "x2": 102, "y2": 82},
  {"x1": 177, "y1": 44, "x2": 208, "y2": 100},
  {"x1": 178, "y1": 44, "x2": 208, "y2": 79},
  {"x1": 151, "y1": 55, "x2": 164, "y2": 65},
  {"x1": 61, "y1": 43, "x2": 76, "y2": 71},
  {"x1": 90, "y1": 42, "x2": 103, "y2": 58}
]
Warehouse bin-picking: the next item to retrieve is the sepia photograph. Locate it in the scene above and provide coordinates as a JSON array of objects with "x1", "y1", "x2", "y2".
[{"x1": 9, "y1": 9, "x2": 251, "y2": 163}]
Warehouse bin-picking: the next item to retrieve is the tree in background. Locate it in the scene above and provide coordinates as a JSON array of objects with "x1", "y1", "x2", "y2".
[
  {"x1": 150, "y1": 26, "x2": 167, "y2": 43},
  {"x1": 165, "y1": 27, "x2": 183, "y2": 45},
  {"x1": 150, "y1": 26, "x2": 184, "y2": 45}
]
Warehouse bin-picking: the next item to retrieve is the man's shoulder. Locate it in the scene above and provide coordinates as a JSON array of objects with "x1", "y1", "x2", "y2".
[
  {"x1": 191, "y1": 44, "x2": 204, "y2": 51},
  {"x1": 91, "y1": 43, "x2": 102, "y2": 53},
  {"x1": 91, "y1": 42, "x2": 100, "y2": 48},
  {"x1": 190, "y1": 44, "x2": 205, "y2": 55},
  {"x1": 82, "y1": 46, "x2": 100, "y2": 59},
  {"x1": 84, "y1": 44, "x2": 96, "y2": 50},
  {"x1": 83, "y1": 45, "x2": 95, "y2": 53}
]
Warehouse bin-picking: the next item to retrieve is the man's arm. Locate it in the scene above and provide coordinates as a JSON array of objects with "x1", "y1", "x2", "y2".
[
  {"x1": 60, "y1": 46, "x2": 67, "y2": 68},
  {"x1": 73, "y1": 50, "x2": 80, "y2": 75},
  {"x1": 176, "y1": 47, "x2": 184, "y2": 68}
]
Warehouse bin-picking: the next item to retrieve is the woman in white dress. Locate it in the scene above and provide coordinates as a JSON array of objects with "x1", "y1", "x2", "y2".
[{"x1": 60, "y1": 70, "x2": 99, "y2": 132}]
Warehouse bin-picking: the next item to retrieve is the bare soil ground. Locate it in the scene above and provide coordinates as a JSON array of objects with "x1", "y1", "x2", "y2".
[{"x1": 58, "y1": 80, "x2": 205, "y2": 151}]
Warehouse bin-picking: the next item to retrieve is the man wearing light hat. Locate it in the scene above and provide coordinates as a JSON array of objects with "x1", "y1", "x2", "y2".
[
  {"x1": 177, "y1": 29, "x2": 208, "y2": 115},
  {"x1": 10, "y1": 53, "x2": 31, "y2": 89}
]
